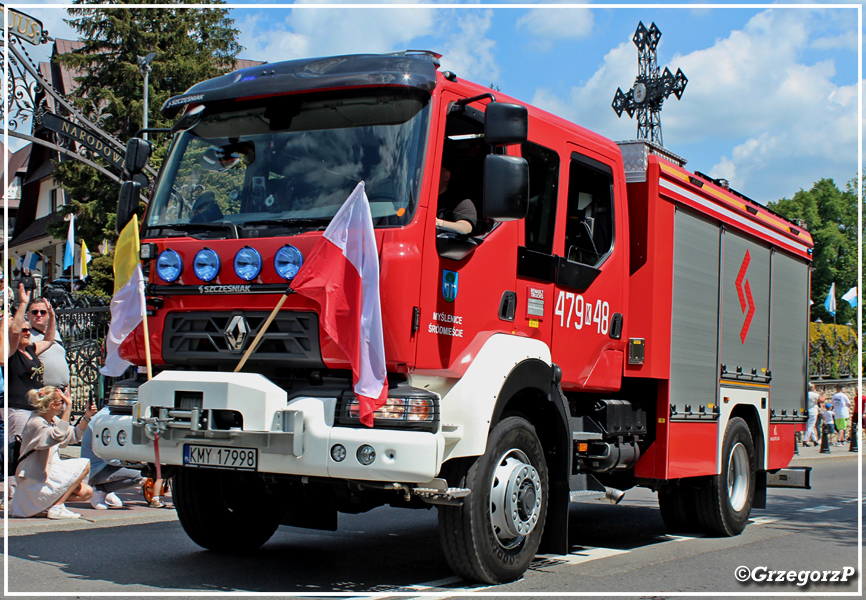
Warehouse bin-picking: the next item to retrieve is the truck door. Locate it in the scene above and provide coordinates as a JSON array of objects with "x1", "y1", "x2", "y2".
[
  {"x1": 513, "y1": 141, "x2": 561, "y2": 349},
  {"x1": 549, "y1": 148, "x2": 627, "y2": 391},
  {"x1": 414, "y1": 92, "x2": 522, "y2": 372}
]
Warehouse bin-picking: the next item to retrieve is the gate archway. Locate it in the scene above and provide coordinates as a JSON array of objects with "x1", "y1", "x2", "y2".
[{"x1": 3, "y1": 7, "x2": 157, "y2": 182}]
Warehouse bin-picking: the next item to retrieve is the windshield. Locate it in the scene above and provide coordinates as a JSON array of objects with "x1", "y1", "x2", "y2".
[{"x1": 145, "y1": 89, "x2": 430, "y2": 238}]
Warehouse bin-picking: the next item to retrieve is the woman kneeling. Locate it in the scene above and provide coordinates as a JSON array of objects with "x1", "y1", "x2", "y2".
[{"x1": 11, "y1": 386, "x2": 97, "y2": 519}]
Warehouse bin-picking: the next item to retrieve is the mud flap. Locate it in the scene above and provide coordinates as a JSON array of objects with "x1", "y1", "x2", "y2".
[
  {"x1": 753, "y1": 470, "x2": 767, "y2": 509},
  {"x1": 539, "y1": 479, "x2": 569, "y2": 554}
]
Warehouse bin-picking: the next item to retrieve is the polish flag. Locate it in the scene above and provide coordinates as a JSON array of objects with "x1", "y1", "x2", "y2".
[{"x1": 291, "y1": 182, "x2": 388, "y2": 427}]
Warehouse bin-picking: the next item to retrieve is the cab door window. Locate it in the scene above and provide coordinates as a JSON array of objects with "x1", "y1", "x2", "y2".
[
  {"x1": 438, "y1": 107, "x2": 489, "y2": 235},
  {"x1": 565, "y1": 156, "x2": 614, "y2": 266}
]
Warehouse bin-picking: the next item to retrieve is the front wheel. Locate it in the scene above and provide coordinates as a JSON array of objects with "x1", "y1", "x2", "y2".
[
  {"x1": 695, "y1": 416, "x2": 756, "y2": 536},
  {"x1": 438, "y1": 416, "x2": 549, "y2": 584},
  {"x1": 174, "y1": 467, "x2": 284, "y2": 552}
]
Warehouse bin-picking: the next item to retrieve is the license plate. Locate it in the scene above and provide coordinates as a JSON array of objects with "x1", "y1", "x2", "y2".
[{"x1": 183, "y1": 444, "x2": 258, "y2": 471}]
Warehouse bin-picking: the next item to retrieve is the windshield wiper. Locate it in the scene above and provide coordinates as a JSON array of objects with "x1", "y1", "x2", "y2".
[
  {"x1": 244, "y1": 217, "x2": 332, "y2": 229},
  {"x1": 146, "y1": 222, "x2": 239, "y2": 239}
]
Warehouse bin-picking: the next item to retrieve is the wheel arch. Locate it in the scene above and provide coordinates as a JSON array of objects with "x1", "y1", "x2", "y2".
[
  {"x1": 437, "y1": 334, "x2": 554, "y2": 461},
  {"x1": 728, "y1": 404, "x2": 764, "y2": 471},
  {"x1": 491, "y1": 359, "x2": 570, "y2": 475}
]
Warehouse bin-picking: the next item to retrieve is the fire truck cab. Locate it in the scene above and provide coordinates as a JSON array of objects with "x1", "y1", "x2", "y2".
[{"x1": 94, "y1": 51, "x2": 812, "y2": 584}]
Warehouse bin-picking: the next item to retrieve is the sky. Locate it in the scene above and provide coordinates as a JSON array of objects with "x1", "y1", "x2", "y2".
[{"x1": 6, "y1": 1, "x2": 862, "y2": 205}]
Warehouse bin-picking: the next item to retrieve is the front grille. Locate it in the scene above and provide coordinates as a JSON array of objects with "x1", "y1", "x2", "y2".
[{"x1": 163, "y1": 311, "x2": 324, "y2": 368}]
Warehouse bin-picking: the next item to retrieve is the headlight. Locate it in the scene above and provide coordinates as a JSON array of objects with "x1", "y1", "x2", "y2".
[
  {"x1": 117, "y1": 430, "x2": 127, "y2": 446},
  {"x1": 100, "y1": 428, "x2": 112, "y2": 446},
  {"x1": 234, "y1": 246, "x2": 262, "y2": 281},
  {"x1": 107, "y1": 385, "x2": 139, "y2": 407},
  {"x1": 342, "y1": 392, "x2": 439, "y2": 432},
  {"x1": 156, "y1": 249, "x2": 182, "y2": 283},
  {"x1": 193, "y1": 248, "x2": 220, "y2": 282},
  {"x1": 274, "y1": 245, "x2": 303, "y2": 279}
]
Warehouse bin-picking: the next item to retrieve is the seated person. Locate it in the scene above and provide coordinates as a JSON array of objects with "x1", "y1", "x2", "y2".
[
  {"x1": 436, "y1": 158, "x2": 477, "y2": 235},
  {"x1": 80, "y1": 423, "x2": 144, "y2": 510},
  {"x1": 189, "y1": 192, "x2": 223, "y2": 223}
]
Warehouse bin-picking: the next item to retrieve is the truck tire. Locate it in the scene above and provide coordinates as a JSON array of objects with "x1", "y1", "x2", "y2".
[
  {"x1": 174, "y1": 467, "x2": 283, "y2": 552},
  {"x1": 438, "y1": 416, "x2": 549, "y2": 584},
  {"x1": 695, "y1": 417, "x2": 756, "y2": 536},
  {"x1": 657, "y1": 481, "x2": 699, "y2": 533}
]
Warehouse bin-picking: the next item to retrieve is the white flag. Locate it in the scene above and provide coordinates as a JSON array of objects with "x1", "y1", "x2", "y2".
[{"x1": 841, "y1": 287, "x2": 857, "y2": 308}]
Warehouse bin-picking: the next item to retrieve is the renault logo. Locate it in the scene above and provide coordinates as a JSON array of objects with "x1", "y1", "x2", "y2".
[{"x1": 225, "y1": 315, "x2": 249, "y2": 351}]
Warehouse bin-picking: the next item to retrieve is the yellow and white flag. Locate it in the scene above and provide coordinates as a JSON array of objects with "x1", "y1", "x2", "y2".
[
  {"x1": 100, "y1": 215, "x2": 146, "y2": 376},
  {"x1": 80, "y1": 240, "x2": 92, "y2": 279}
]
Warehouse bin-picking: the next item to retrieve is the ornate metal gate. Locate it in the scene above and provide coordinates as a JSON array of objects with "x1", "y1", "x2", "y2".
[
  {"x1": 56, "y1": 303, "x2": 112, "y2": 412},
  {"x1": 3, "y1": 6, "x2": 151, "y2": 409}
]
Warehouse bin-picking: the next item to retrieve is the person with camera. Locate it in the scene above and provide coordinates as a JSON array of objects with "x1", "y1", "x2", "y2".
[
  {"x1": 7, "y1": 284, "x2": 57, "y2": 443},
  {"x1": 10, "y1": 386, "x2": 96, "y2": 519},
  {"x1": 26, "y1": 295, "x2": 70, "y2": 394}
]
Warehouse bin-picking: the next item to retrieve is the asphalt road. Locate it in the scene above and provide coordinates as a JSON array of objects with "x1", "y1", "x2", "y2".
[{"x1": 3, "y1": 449, "x2": 861, "y2": 597}]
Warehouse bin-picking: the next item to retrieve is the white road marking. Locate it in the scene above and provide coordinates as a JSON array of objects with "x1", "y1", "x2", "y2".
[
  {"x1": 749, "y1": 516, "x2": 780, "y2": 525},
  {"x1": 537, "y1": 546, "x2": 630, "y2": 565},
  {"x1": 662, "y1": 534, "x2": 704, "y2": 541},
  {"x1": 403, "y1": 576, "x2": 463, "y2": 590},
  {"x1": 372, "y1": 513, "x2": 798, "y2": 598},
  {"x1": 797, "y1": 505, "x2": 842, "y2": 513}
]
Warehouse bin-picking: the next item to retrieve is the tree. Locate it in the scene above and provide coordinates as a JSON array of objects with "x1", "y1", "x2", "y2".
[
  {"x1": 767, "y1": 177, "x2": 859, "y2": 325},
  {"x1": 48, "y1": 0, "x2": 242, "y2": 277}
]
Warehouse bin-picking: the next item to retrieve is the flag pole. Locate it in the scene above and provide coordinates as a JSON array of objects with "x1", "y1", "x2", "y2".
[
  {"x1": 234, "y1": 287, "x2": 294, "y2": 373},
  {"x1": 139, "y1": 277, "x2": 153, "y2": 381}
]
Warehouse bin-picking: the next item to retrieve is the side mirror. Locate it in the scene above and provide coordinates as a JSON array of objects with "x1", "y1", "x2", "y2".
[
  {"x1": 124, "y1": 137, "x2": 152, "y2": 175},
  {"x1": 485, "y1": 103, "x2": 528, "y2": 146},
  {"x1": 116, "y1": 181, "x2": 142, "y2": 233},
  {"x1": 484, "y1": 155, "x2": 528, "y2": 222}
]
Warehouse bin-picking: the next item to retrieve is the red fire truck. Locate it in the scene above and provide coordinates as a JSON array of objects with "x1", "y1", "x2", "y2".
[{"x1": 93, "y1": 51, "x2": 812, "y2": 584}]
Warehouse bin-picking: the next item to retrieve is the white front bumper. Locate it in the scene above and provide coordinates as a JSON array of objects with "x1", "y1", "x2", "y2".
[{"x1": 92, "y1": 372, "x2": 444, "y2": 483}]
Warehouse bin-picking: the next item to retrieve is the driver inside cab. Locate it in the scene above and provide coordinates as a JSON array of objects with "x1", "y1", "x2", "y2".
[
  {"x1": 436, "y1": 156, "x2": 477, "y2": 235},
  {"x1": 189, "y1": 192, "x2": 223, "y2": 223}
]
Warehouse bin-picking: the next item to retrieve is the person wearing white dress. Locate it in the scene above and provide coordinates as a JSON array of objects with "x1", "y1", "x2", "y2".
[
  {"x1": 803, "y1": 383, "x2": 821, "y2": 447},
  {"x1": 11, "y1": 386, "x2": 96, "y2": 519}
]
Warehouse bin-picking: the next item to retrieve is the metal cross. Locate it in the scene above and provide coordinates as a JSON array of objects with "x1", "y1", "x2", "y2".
[{"x1": 612, "y1": 21, "x2": 687, "y2": 147}]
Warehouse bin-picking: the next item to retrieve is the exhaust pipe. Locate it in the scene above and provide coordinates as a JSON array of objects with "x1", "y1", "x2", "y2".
[{"x1": 602, "y1": 486, "x2": 625, "y2": 505}]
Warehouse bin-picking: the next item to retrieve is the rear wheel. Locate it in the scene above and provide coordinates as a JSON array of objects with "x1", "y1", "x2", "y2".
[
  {"x1": 695, "y1": 417, "x2": 756, "y2": 536},
  {"x1": 438, "y1": 416, "x2": 549, "y2": 584},
  {"x1": 174, "y1": 467, "x2": 284, "y2": 552}
]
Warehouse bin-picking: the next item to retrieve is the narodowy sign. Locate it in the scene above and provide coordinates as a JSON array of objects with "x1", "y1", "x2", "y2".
[{"x1": 39, "y1": 113, "x2": 125, "y2": 173}]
